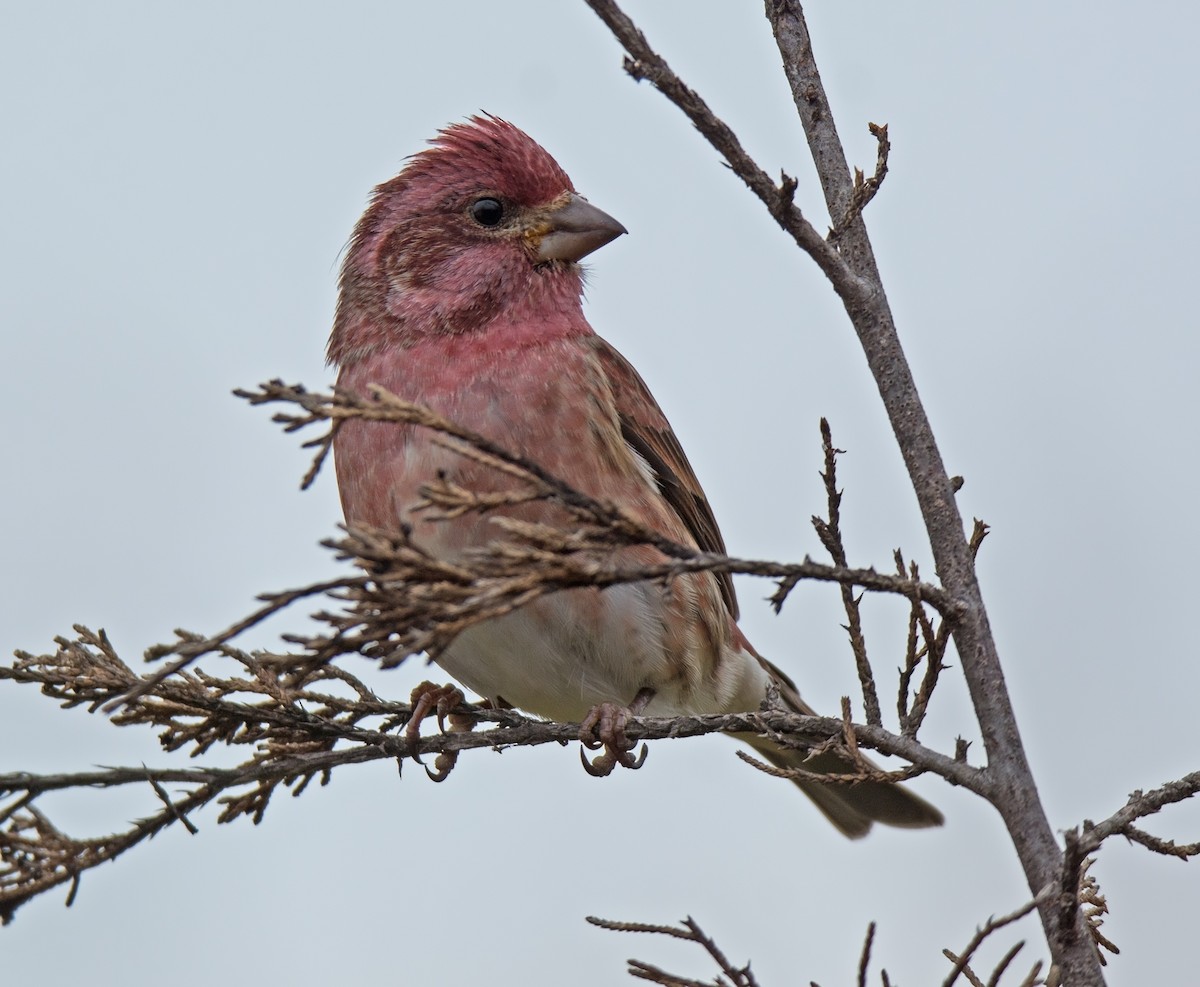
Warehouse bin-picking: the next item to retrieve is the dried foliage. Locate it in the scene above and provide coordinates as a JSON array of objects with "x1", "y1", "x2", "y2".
[
  {"x1": 586, "y1": 916, "x2": 763, "y2": 987},
  {"x1": 3, "y1": 3, "x2": 1198, "y2": 986},
  {"x1": 588, "y1": 872, "x2": 1116, "y2": 987},
  {"x1": 940, "y1": 891, "x2": 1050, "y2": 987},
  {"x1": 0, "y1": 381, "x2": 972, "y2": 926},
  {"x1": 3, "y1": 381, "x2": 1193, "y2": 982}
]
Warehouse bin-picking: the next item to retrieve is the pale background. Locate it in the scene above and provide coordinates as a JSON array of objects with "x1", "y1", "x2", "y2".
[{"x1": 2, "y1": 3, "x2": 1197, "y2": 984}]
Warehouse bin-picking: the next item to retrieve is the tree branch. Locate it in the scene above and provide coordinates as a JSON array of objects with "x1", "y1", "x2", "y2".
[
  {"x1": 587, "y1": 915, "x2": 762, "y2": 987},
  {"x1": 2, "y1": 611, "x2": 983, "y2": 923},
  {"x1": 1074, "y1": 770, "x2": 1200, "y2": 858},
  {"x1": 582, "y1": 0, "x2": 854, "y2": 293},
  {"x1": 584, "y1": 0, "x2": 1095, "y2": 978},
  {"x1": 92, "y1": 382, "x2": 961, "y2": 713},
  {"x1": 768, "y1": 5, "x2": 1097, "y2": 966},
  {"x1": 940, "y1": 889, "x2": 1049, "y2": 987}
]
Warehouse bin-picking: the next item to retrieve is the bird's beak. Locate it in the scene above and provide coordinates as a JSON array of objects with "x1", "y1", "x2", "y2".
[{"x1": 535, "y1": 193, "x2": 627, "y2": 263}]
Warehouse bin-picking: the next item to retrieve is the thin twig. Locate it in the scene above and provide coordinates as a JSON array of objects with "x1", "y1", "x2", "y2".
[
  {"x1": 1, "y1": 626, "x2": 984, "y2": 924},
  {"x1": 829, "y1": 122, "x2": 890, "y2": 241},
  {"x1": 942, "y1": 890, "x2": 1050, "y2": 987},
  {"x1": 857, "y1": 921, "x2": 876, "y2": 987},
  {"x1": 986, "y1": 939, "x2": 1027, "y2": 987},
  {"x1": 761, "y1": 3, "x2": 1080, "y2": 969},
  {"x1": 587, "y1": 916, "x2": 760, "y2": 987},
  {"x1": 582, "y1": 0, "x2": 853, "y2": 292},
  {"x1": 811, "y1": 418, "x2": 882, "y2": 726},
  {"x1": 1073, "y1": 771, "x2": 1200, "y2": 857},
  {"x1": 87, "y1": 381, "x2": 963, "y2": 711}
]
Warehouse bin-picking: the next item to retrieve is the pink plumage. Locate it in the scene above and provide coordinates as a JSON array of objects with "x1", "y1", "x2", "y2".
[{"x1": 327, "y1": 115, "x2": 942, "y2": 836}]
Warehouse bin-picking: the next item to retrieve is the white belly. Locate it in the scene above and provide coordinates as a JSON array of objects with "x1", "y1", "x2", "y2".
[{"x1": 435, "y1": 582, "x2": 678, "y2": 722}]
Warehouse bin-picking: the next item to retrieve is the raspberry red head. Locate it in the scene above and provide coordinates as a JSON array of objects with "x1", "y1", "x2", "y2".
[
  {"x1": 328, "y1": 115, "x2": 623, "y2": 364},
  {"x1": 411, "y1": 115, "x2": 576, "y2": 208}
]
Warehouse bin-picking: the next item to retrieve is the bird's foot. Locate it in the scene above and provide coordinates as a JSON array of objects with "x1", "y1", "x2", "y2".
[
  {"x1": 406, "y1": 681, "x2": 469, "y2": 782},
  {"x1": 579, "y1": 687, "x2": 655, "y2": 777}
]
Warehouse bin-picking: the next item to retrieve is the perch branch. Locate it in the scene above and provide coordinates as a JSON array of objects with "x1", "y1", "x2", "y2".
[{"x1": 583, "y1": 0, "x2": 1086, "y2": 975}]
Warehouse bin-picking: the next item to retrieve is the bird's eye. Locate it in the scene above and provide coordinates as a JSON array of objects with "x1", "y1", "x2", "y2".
[{"x1": 470, "y1": 198, "x2": 504, "y2": 227}]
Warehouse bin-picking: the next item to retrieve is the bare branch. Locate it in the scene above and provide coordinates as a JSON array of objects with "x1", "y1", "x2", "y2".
[
  {"x1": 583, "y1": 15, "x2": 1052, "y2": 947},
  {"x1": 74, "y1": 382, "x2": 962, "y2": 718},
  {"x1": 811, "y1": 418, "x2": 882, "y2": 726},
  {"x1": 735, "y1": 747, "x2": 928, "y2": 789},
  {"x1": 587, "y1": 915, "x2": 761, "y2": 987},
  {"x1": 829, "y1": 122, "x2": 890, "y2": 241},
  {"x1": 893, "y1": 552, "x2": 951, "y2": 740},
  {"x1": 1073, "y1": 770, "x2": 1200, "y2": 858},
  {"x1": 1052, "y1": 775, "x2": 1200, "y2": 952},
  {"x1": 857, "y1": 921, "x2": 876, "y2": 987},
  {"x1": 754, "y1": 3, "x2": 1091, "y2": 973},
  {"x1": 1014, "y1": 961, "x2": 1046, "y2": 987},
  {"x1": 1, "y1": 367, "x2": 990, "y2": 925},
  {"x1": 896, "y1": 520, "x2": 984, "y2": 738},
  {"x1": 1, "y1": 609, "x2": 984, "y2": 922},
  {"x1": 1120, "y1": 824, "x2": 1200, "y2": 859},
  {"x1": 986, "y1": 939, "x2": 1031, "y2": 987},
  {"x1": 941, "y1": 889, "x2": 1050, "y2": 987},
  {"x1": 581, "y1": 0, "x2": 853, "y2": 292}
]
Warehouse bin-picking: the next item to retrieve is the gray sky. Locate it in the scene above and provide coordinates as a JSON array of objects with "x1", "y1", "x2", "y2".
[{"x1": 3, "y1": 2, "x2": 1197, "y2": 984}]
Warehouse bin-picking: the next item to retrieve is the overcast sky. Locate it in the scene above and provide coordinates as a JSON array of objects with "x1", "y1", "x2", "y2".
[{"x1": 3, "y1": 3, "x2": 1197, "y2": 985}]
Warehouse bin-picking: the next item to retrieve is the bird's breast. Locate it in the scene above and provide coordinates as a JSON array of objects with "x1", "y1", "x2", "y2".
[{"x1": 331, "y1": 331, "x2": 745, "y2": 719}]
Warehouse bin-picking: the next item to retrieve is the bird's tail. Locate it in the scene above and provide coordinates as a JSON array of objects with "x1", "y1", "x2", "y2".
[{"x1": 744, "y1": 659, "x2": 944, "y2": 839}]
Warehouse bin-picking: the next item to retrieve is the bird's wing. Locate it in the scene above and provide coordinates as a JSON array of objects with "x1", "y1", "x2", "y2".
[{"x1": 589, "y1": 335, "x2": 738, "y2": 620}]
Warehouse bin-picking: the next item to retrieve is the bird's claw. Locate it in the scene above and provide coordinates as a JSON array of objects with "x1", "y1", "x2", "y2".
[
  {"x1": 578, "y1": 695, "x2": 652, "y2": 777},
  {"x1": 406, "y1": 681, "x2": 468, "y2": 781},
  {"x1": 424, "y1": 753, "x2": 457, "y2": 783},
  {"x1": 407, "y1": 681, "x2": 466, "y2": 739},
  {"x1": 580, "y1": 740, "x2": 649, "y2": 777}
]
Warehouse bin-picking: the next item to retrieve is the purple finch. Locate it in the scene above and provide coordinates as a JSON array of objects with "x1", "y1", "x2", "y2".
[{"x1": 328, "y1": 115, "x2": 941, "y2": 837}]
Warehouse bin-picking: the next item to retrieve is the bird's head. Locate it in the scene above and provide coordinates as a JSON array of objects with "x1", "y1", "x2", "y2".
[{"x1": 328, "y1": 115, "x2": 626, "y2": 365}]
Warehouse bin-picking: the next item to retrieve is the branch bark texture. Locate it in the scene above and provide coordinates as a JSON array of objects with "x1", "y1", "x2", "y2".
[
  {"x1": 760, "y1": 6, "x2": 1096, "y2": 977},
  {"x1": 585, "y1": 0, "x2": 1108, "y2": 981}
]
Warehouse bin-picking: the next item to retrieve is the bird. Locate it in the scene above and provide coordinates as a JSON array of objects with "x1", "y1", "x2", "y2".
[{"x1": 327, "y1": 114, "x2": 942, "y2": 837}]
